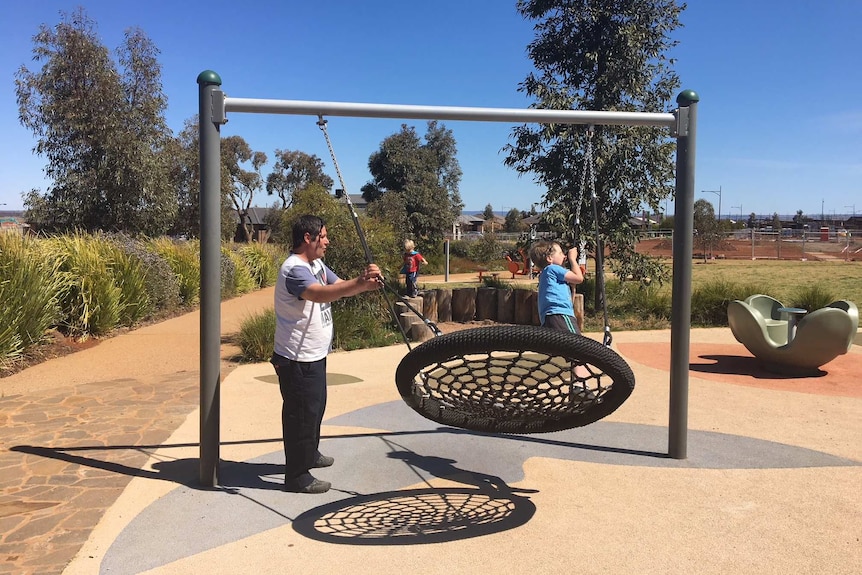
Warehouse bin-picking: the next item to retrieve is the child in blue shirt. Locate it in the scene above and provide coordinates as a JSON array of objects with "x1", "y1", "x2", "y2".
[{"x1": 528, "y1": 241, "x2": 585, "y2": 334}]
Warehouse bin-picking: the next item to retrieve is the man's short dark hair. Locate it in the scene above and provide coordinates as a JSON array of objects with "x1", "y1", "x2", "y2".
[{"x1": 292, "y1": 215, "x2": 326, "y2": 250}]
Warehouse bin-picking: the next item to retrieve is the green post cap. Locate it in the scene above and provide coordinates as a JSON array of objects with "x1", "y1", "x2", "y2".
[
  {"x1": 197, "y1": 70, "x2": 222, "y2": 86},
  {"x1": 676, "y1": 90, "x2": 699, "y2": 106}
]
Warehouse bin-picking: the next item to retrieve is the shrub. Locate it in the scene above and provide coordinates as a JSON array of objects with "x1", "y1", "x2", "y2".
[
  {"x1": 690, "y1": 279, "x2": 770, "y2": 326},
  {"x1": 109, "y1": 233, "x2": 180, "y2": 313},
  {"x1": 237, "y1": 308, "x2": 276, "y2": 362},
  {"x1": 148, "y1": 238, "x2": 201, "y2": 305},
  {"x1": 39, "y1": 233, "x2": 122, "y2": 337},
  {"x1": 790, "y1": 284, "x2": 835, "y2": 312},
  {"x1": 224, "y1": 247, "x2": 256, "y2": 295},
  {"x1": 332, "y1": 292, "x2": 401, "y2": 351},
  {"x1": 239, "y1": 243, "x2": 279, "y2": 288},
  {"x1": 0, "y1": 234, "x2": 62, "y2": 364}
]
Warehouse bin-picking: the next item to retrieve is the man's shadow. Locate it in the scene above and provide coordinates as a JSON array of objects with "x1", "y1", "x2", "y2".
[{"x1": 11, "y1": 440, "x2": 286, "y2": 492}]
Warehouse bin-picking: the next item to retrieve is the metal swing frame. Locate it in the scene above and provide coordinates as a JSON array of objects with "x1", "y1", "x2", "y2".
[{"x1": 196, "y1": 70, "x2": 698, "y2": 486}]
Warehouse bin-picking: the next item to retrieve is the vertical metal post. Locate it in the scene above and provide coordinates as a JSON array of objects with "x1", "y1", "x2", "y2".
[
  {"x1": 668, "y1": 90, "x2": 699, "y2": 459},
  {"x1": 444, "y1": 239, "x2": 450, "y2": 282},
  {"x1": 197, "y1": 70, "x2": 223, "y2": 486}
]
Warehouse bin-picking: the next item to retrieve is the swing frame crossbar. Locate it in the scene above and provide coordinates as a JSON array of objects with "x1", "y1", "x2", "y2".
[{"x1": 196, "y1": 70, "x2": 698, "y2": 486}]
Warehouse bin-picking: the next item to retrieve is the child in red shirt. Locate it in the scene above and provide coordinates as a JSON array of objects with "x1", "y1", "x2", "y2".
[{"x1": 401, "y1": 239, "x2": 428, "y2": 297}]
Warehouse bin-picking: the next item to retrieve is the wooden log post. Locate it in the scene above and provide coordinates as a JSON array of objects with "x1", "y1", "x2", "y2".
[
  {"x1": 476, "y1": 287, "x2": 498, "y2": 321},
  {"x1": 573, "y1": 293, "x2": 585, "y2": 333},
  {"x1": 529, "y1": 291, "x2": 541, "y2": 325},
  {"x1": 421, "y1": 290, "x2": 438, "y2": 322},
  {"x1": 409, "y1": 318, "x2": 435, "y2": 342},
  {"x1": 496, "y1": 288, "x2": 514, "y2": 324},
  {"x1": 513, "y1": 288, "x2": 534, "y2": 325},
  {"x1": 451, "y1": 288, "x2": 477, "y2": 322},
  {"x1": 435, "y1": 288, "x2": 452, "y2": 322}
]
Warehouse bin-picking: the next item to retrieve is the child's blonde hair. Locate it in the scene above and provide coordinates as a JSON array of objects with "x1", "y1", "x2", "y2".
[
  {"x1": 404, "y1": 239, "x2": 415, "y2": 251},
  {"x1": 528, "y1": 240, "x2": 559, "y2": 269}
]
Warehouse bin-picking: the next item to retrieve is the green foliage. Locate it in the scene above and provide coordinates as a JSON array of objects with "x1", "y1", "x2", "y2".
[
  {"x1": 332, "y1": 293, "x2": 401, "y2": 351},
  {"x1": 265, "y1": 149, "x2": 334, "y2": 209},
  {"x1": 606, "y1": 280, "x2": 671, "y2": 321},
  {"x1": 223, "y1": 248, "x2": 257, "y2": 295},
  {"x1": 108, "y1": 233, "x2": 181, "y2": 312},
  {"x1": 481, "y1": 275, "x2": 513, "y2": 289},
  {"x1": 0, "y1": 234, "x2": 62, "y2": 364},
  {"x1": 237, "y1": 309, "x2": 276, "y2": 362},
  {"x1": 239, "y1": 243, "x2": 280, "y2": 288},
  {"x1": 467, "y1": 234, "x2": 504, "y2": 263},
  {"x1": 506, "y1": 0, "x2": 683, "y2": 285},
  {"x1": 16, "y1": 8, "x2": 176, "y2": 235},
  {"x1": 281, "y1": 185, "x2": 401, "y2": 279},
  {"x1": 222, "y1": 135, "x2": 268, "y2": 242},
  {"x1": 38, "y1": 234, "x2": 122, "y2": 337},
  {"x1": 98, "y1": 237, "x2": 152, "y2": 326},
  {"x1": 220, "y1": 249, "x2": 237, "y2": 297},
  {"x1": 693, "y1": 198, "x2": 721, "y2": 259},
  {"x1": 790, "y1": 285, "x2": 835, "y2": 312},
  {"x1": 148, "y1": 238, "x2": 201, "y2": 305},
  {"x1": 362, "y1": 121, "x2": 462, "y2": 243},
  {"x1": 689, "y1": 279, "x2": 768, "y2": 327},
  {"x1": 167, "y1": 116, "x2": 237, "y2": 240}
]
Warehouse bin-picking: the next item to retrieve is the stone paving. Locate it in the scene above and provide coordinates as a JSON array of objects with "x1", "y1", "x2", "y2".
[{"x1": 0, "y1": 289, "x2": 275, "y2": 575}]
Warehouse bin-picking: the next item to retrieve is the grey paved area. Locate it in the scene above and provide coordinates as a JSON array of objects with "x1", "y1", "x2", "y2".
[{"x1": 1, "y1": 286, "x2": 860, "y2": 575}]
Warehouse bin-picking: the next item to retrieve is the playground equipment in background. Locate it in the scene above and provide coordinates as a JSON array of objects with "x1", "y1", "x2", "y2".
[
  {"x1": 504, "y1": 248, "x2": 531, "y2": 278},
  {"x1": 727, "y1": 294, "x2": 858, "y2": 374}
]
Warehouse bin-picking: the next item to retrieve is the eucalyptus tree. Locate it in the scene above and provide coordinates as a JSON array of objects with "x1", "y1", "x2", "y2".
[
  {"x1": 693, "y1": 198, "x2": 720, "y2": 260},
  {"x1": 505, "y1": 0, "x2": 685, "y2": 285},
  {"x1": 265, "y1": 149, "x2": 334, "y2": 209},
  {"x1": 166, "y1": 116, "x2": 236, "y2": 240},
  {"x1": 16, "y1": 8, "x2": 175, "y2": 235},
  {"x1": 222, "y1": 136, "x2": 267, "y2": 242},
  {"x1": 362, "y1": 121, "x2": 462, "y2": 244}
]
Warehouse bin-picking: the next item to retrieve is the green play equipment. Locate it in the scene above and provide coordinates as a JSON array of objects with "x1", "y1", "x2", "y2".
[{"x1": 727, "y1": 294, "x2": 859, "y2": 374}]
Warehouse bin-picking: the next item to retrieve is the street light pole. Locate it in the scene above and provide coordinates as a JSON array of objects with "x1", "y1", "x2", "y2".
[{"x1": 702, "y1": 186, "x2": 722, "y2": 225}]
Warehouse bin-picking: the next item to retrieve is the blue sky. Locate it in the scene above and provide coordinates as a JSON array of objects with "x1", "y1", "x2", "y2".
[{"x1": 1, "y1": 0, "x2": 859, "y2": 220}]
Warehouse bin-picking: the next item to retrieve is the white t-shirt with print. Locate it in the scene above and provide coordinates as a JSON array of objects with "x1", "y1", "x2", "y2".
[{"x1": 273, "y1": 254, "x2": 339, "y2": 362}]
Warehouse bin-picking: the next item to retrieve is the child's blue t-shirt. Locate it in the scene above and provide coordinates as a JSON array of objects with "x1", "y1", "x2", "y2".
[{"x1": 537, "y1": 264, "x2": 574, "y2": 324}]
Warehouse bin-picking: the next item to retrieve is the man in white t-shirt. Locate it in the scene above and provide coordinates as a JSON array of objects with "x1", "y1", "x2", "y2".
[{"x1": 272, "y1": 215, "x2": 382, "y2": 494}]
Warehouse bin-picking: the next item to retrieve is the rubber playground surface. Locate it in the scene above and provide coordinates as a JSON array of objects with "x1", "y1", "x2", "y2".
[{"x1": 1, "y1": 286, "x2": 859, "y2": 574}]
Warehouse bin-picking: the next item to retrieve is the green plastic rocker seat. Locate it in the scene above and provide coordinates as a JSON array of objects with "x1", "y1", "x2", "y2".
[{"x1": 727, "y1": 295, "x2": 858, "y2": 374}]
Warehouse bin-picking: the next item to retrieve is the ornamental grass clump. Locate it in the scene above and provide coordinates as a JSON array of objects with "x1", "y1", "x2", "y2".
[
  {"x1": 39, "y1": 233, "x2": 122, "y2": 338},
  {"x1": 239, "y1": 243, "x2": 280, "y2": 288},
  {"x1": 148, "y1": 237, "x2": 201, "y2": 305},
  {"x1": 0, "y1": 233, "x2": 62, "y2": 365},
  {"x1": 237, "y1": 308, "x2": 275, "y2": 362},
  {"x1": 222, "y1": 246, "x2": 257, "y2": 294}
]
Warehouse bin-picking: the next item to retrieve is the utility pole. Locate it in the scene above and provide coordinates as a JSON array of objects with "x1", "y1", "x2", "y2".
[{"x1": 702, "y1": 186, "x2": 722, "y2": 226}]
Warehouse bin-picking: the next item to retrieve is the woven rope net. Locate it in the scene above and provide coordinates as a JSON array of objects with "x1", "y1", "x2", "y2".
[{"x1": 396, "y1": 325, "x2": 635, "y2": 434}]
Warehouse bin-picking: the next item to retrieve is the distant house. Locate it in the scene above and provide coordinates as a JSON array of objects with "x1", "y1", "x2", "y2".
[
  {"x1": 234, "y1": 206, "x2": 275, "y2": 243},
  {"x1": 334, "y1": 189, "x2": 367, "y2": 211},
  {"x1": 629, "y1": 215, "x2": 660, "y2": 228},
  {"x1": 0, "y1": 211, "x2": 29, "y2": 236}
]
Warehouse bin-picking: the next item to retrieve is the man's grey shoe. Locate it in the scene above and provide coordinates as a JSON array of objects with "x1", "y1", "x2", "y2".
[
  {"x1": 284, "y1": 477, "x2": 331, "y2": 494},
  {"x1": 312, "y1": 454, "x2": 334, "y2": 468}
]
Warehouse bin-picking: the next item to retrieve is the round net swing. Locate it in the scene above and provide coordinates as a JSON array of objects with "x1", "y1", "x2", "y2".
[
  {"x1": 319, "y1": 116, "x2": 635, "y2": 435},
  {"x1": 396, "y1": 325, "x2": 635, "y2": 434}
]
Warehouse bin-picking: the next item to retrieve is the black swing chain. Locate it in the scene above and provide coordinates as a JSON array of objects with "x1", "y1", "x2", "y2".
[
  {"x1": 578, "y1": 126, "x2": 612, "y2": 347},
  {"x1": 316, "y1": 116, "x2": 442, "y2": 348}
]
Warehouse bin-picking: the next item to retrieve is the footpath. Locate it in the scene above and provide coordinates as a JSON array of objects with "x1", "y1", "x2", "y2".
[{"x1": 0, "y1": 288, "x2": 275, "y2": 575}]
